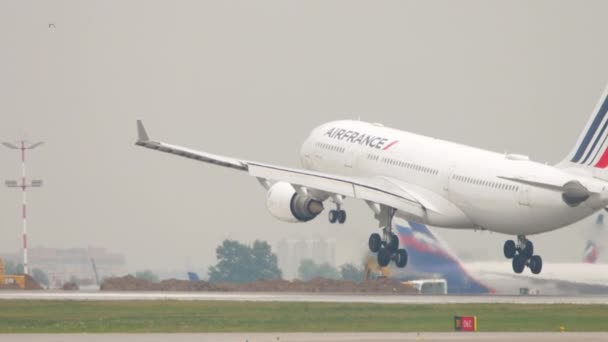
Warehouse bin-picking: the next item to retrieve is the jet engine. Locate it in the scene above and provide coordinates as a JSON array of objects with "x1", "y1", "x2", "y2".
[
  {"x1": 266, "y1": 182, "x2": 324, "y2": 222},
  {"x1": 562, "y1": 180, "x2": 591, "y2": 207}
]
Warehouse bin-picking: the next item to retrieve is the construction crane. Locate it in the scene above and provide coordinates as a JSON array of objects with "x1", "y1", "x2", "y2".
[{"x1": 91, "y1": 258, "x2": 100, "y2": 286}]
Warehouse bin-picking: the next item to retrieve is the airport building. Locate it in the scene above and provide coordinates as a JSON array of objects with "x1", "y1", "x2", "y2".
[{"x1": 1, "y1": 247, "x2": 126, "y2": 287}]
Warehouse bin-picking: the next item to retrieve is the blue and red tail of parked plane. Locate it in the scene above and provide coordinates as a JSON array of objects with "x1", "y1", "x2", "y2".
[
  {"x1": 583, "y1": 241, "x2": 599, "y2": 264},
  {"x1": 187, "y1": 272, "x2": 200, "y2": 281},
  {"x1": 394, "y1": 221, "x2": 494, "y2": 294}
]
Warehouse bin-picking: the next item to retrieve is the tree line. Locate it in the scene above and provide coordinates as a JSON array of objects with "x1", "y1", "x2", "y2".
[
  {"x1": 207, "y1": 239, "x2": 363, "y2": 283},
  {"x1": 4, "y1": 238, "x2": 363, "y2": 287}
]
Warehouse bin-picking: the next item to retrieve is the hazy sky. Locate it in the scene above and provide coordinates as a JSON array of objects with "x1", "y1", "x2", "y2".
[{"x1": 1, "y1": 0, "x2": 607, "y2": 273}]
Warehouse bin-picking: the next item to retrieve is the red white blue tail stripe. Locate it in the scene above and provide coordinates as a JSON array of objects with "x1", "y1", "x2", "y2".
[
  {"x1": 570, "y1": 88, "x2": 608, "y2": 168},
  {"x1": 583, "y1": 241, "x2": 599, "y2": 264}
]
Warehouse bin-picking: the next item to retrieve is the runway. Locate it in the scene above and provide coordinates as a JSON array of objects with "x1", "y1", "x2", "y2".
[
  {"x1": 1, "y1": 333, "x2": 607, "y2": 342},
  {"x1": 0, "y1": 291, "x2": 607, "y2": 304}
]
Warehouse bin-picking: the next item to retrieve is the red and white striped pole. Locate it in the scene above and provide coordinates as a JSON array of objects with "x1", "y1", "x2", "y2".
[{"x1": 3, "y1": 140, "x2": 43, "y2": 276}]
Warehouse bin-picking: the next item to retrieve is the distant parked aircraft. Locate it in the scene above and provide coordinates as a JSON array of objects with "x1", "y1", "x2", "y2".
[
  {"x1": 187, "y1": 272, "x2": 200, "y2": 282},
  {"x1": 395, "y1": 217, "x2": 608, "y2": 295}
]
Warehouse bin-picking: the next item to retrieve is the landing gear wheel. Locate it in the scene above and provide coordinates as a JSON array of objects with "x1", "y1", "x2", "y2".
[
  {"x1": 368, "y1": 233, "x2": 382, "y2": 253},
  {"x1": 529, "y1": 255, "x2": 543, "y2": 274},
  {"x1": 386, "y1": 233, "x2": 399, "y2": 252},
  {"x1": 377, "y1": 248, "x2": 391, "y2": 267},
  {"x1": 504, "y1": 240, "x2": 516, "y2": 259},
  {"x1": 512, "y1": 254, "x2": 526, "y2": 274},
  {"x1": 337, "y1": 210, "x2": 346, "y2": 224},
  {"x1": 395, "y1": 249, "x2": 408, "y2": 268},
  {"x1": 328, "y1": 210, "x2": 338, "y2": 224},
  {"x1": 521, "y1": 240, "x2": 534, "y2": 259}
]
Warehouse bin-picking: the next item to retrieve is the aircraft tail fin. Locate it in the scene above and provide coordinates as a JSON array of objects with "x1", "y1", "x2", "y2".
[
  {"x1": 559, "y1": 84, "x2": 608, "y2": 173},
  {"x1": 583, "y1": 241, "x2": 599, "y2": 264},
  {"x1": 187, "y1": 272, "x2": 200, "y2": 281},
  {"x1": 393, "y1": 220, "x2": 493, "y2": 294},
  {"x1": 583, "y1": 213, "x2": 605, "y2": 263}
]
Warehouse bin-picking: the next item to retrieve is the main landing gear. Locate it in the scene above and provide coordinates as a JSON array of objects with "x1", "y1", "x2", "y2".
[
  {"x1": 328, "y1": 197, "x2": 346, "y2": 224},
  {"x1": 328, "y1": 207, "x2": 346, "y2": 224},
  {"x1": 504, "y1": 235, "x2": 543, "y2": 274},
  {"x1": 367, "y1": 205, "x2": 408, "y2": 269}
]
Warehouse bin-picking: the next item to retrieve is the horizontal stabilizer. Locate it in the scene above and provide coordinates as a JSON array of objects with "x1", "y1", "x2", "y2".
[
  {"x1": 499, "y1": 176, "x2": 594, "y2": 207},
  {"x1": 498, "y1": 176, "x2": 569, "y2": 192}
]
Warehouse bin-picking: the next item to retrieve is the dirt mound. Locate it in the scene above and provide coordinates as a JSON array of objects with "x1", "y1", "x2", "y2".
[
  {"x1": 101, "y1": 275, "x2": 221, "y2": 292},
  {"x1": 223, "y1": 277, "x2": 414, "y2": 293},
  {"x1": 62, "y1": 282, "x2": 79, "y2": 291},
  {"x1": 24, "y1": 275, "x2": 43, "y2": 290},
  {"x1": 156, "y1": 278, "x2": 221, "y2": 291},
  {"x1": 101, "y1": 275, "x2": 415, "y2": 293},
  {"x1": 101, "y1": 275, "x2": 156, "y2": 291}
]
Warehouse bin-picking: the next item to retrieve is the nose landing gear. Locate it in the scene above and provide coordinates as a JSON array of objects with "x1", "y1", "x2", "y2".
[{"x1": 504, "y1": 235, "x2": 542, "y2": 274}]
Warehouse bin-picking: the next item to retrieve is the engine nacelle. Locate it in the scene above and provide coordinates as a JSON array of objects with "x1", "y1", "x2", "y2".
[{"x1": 266, "y1": 182, "x2": 324, "y2": 222}]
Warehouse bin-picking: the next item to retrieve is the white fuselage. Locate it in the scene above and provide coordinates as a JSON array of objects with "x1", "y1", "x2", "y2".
[{"x1": 300, "y1": 120, "x2": 608, "y2": 235}]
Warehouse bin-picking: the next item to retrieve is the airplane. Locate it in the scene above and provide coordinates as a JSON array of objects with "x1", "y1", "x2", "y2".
[
  {"x1": 392, "y1": 220, "x2": 494, "y2": 294},
  {"x1": 583, "y1": 213, "x2": 605, "y2": 264},
  {"x1": 187, "y1": 272, "x2": 201, "y2": 281},
  {"x1": 394, "y1": 217, "x2": 608, "y2": 294},
  {"x1": 583, "y1": 240, "x2": 600, "y2": 264},
  {"x1": 135, "y1": 83, "x2": 608, "y2": 275}
]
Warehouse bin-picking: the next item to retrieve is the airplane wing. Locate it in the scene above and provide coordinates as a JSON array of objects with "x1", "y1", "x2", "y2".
[
  {"x1": 136, "y1": 121, "x2": 247, "y2": 171},
  {"x1": 135, "y1": 120, "x2": 435, "y2": 218}
]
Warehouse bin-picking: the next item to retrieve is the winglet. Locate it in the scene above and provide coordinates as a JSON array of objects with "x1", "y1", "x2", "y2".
[{"x1": 137, "y1": 120, "x2": 149, "y2": 142}]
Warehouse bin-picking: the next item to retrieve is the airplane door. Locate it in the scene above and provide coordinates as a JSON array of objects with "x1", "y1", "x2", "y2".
[
  {"x1": 313, "y1": 154, "x2": 326, "y2": 172},
  {"x1": 443, "y1": 166, "x2": 456, "y2": 196},
  {"x1": 344, "y1": 151, "x2": 355, "y2": 168},
  {"x1": 518, "y1": 186, "x2": 530, "y2": 206},
  {"x1": 344, "y1": 146, "x2": 357, "y2": 169},
  {"x1": 302, "y1": 154, "x2": 313, "y2": 169}
]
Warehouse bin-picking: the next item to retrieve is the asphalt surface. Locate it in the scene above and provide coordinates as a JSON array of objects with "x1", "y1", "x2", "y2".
[
  {"x1": 1, "y1": 333, "x2": 607, "y2": 342},
  {"x1": 0, "y1": 291, "x2": 607, "y2": 304}
]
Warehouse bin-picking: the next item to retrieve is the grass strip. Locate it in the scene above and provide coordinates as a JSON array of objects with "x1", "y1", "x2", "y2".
[{"x1": 0, "y1": 300, "x2": 606, "y2": 333}]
